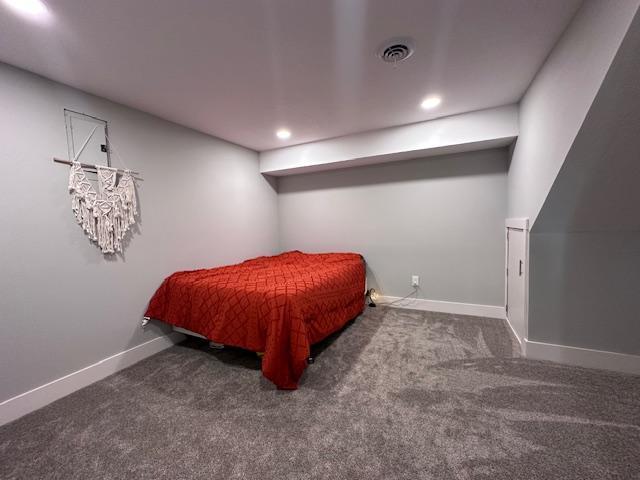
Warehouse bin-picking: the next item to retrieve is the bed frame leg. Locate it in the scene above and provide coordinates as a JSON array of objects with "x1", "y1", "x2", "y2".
[
  {"x1": 209, "y1": 341, "x2": 224, "y2": 350},
  {"x1": 307, "y1": 356, "x2": 315, "y2": 365}
]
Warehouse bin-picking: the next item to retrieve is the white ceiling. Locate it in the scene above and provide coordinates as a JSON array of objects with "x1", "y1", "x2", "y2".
[{"x1": 0, "y1": 0, "x2": 582, "y2": 151}]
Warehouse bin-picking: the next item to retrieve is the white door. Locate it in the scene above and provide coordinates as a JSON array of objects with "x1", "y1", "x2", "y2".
[{"x1": 506, "y1": 227, "x2": 527, "y2": 342}]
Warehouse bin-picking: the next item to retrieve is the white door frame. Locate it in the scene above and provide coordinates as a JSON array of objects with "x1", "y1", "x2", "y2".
[{"x1": 505, "y1": 218, "x2": 529, "y2": 351}]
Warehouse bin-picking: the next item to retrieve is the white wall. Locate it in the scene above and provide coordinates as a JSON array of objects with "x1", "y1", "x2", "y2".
[
  {"x1": 0, "y1": 63, "x2": 279, "y2": 403},
  {"x1": 507, "y1": 0, "x2": 639, "y2": 224},
  {"x1": 260, "y1": 105, "x2": 518, "y2": 175},
  {"x1": 525, "y1": 6, "x2": 640, "y2": 357},
  {"x1": 278, "y1": 149, "x2": 508, "y2": 307},
  {"x1": 504, "y1": 0, "x2": 640, "y2": 361}
]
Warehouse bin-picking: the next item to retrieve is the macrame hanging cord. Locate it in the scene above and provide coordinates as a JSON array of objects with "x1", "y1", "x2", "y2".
[{"x1": 67, "y1": 129, "x2": 138, "y2": 254}]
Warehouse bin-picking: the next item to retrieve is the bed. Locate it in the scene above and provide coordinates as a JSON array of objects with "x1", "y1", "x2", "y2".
[{"x1": 144, "y1": 251, "x2": 366, "y2": 389}]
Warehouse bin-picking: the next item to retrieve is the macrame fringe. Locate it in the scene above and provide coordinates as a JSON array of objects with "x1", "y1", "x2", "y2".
[{"x1": 68, "y1": 162, "x2": 138, "y2": 254}]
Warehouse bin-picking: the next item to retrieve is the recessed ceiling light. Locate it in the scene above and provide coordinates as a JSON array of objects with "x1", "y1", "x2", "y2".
[
  {"x1": 420, "y1": 96, "x2": 442, "y2": 110},
  {"x1": 276, "y1": 128, "x2": 291, "y2": 140},
  {"x1": 2, "y1": 0, "x2": 50, "y2": 20}
]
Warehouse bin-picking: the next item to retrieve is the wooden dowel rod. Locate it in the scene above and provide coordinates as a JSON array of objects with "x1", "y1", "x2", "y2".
[{"x1": 53, "y1": 157, "x2": 140, "y2": 176}]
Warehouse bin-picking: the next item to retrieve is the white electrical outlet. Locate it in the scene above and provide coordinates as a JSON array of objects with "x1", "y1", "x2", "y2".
[{"x1": 411, "y1": 275, "x2": 420, "y2": 287}]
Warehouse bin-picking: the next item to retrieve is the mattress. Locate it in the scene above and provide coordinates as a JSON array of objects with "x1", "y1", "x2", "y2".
[{"x1": 145, "y1": 251, "x2": 366, "y2": 389}]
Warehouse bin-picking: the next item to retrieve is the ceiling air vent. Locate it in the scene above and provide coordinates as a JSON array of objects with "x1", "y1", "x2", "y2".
[{"x1": 377, "y1": 37, "x2": 415, "y2": 64}]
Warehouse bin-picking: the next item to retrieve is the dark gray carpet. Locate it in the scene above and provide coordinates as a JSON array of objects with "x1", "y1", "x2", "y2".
[{"x1": 1, "y1": 307, "x2": 639, "y2": 480}]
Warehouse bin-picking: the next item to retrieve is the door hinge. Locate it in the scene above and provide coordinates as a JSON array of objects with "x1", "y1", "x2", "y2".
[{"x1": 506, "y1": 304, "x2": 509, "y2": 314}]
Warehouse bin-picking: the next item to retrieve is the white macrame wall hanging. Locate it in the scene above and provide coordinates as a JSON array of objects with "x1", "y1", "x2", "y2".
[
  {"x1": 59, "y1": 110, "x2": 139, "y2": 254},
  {"x1": 68, "y1": 162, "x2": 138, "y2": 254}
]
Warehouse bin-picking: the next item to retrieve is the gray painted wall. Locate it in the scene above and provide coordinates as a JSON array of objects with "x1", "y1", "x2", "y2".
[
  {"x1": 526, "y1": 8, "x2": 640, "y2": 356},
  {"x1": 278, "y1": 149, "x2": 508, "y2": 307},
  {"x1": 529, "y1": 232, "x2": 640, "y2": 355},
  {"x1": 533, "y1": 7, "x2": 640, "y2": 235},
  {"x1": 507, "y1": 0, "x2": 639, "y2": 224},
  {"x1": 0, "y1": 63, "x2": 279, "y2": 402}
]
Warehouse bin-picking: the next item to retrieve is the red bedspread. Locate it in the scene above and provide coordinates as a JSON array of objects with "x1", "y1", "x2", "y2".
[{"x1": 145, "y1": 251, "x2": 365, "y2": 389}]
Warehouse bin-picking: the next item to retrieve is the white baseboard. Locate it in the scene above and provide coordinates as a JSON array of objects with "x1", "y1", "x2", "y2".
[
  {"x1": 0, "y1": 332, "x2": 184, "y2": 426},
  {"x1": 504, "y1": 315, "x2": 523, "y2": 350},
  {"x1": 524, "y1": 339, "x2": 640, "y2": 375},
  {"x1": 378, "y1": 296, "x2": 506, "y2": 320}
]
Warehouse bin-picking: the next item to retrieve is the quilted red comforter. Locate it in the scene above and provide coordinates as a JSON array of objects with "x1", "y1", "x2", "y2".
[{"x1": 145, "y1": 251, "x2": 365, "y2": 389}]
